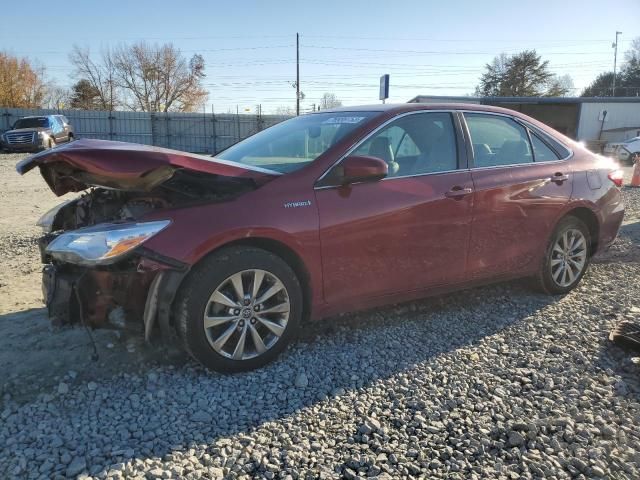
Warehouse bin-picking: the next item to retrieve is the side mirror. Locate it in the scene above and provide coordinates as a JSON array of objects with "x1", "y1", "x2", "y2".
[{"x1": 338, "y1": 155, "x2": 388, "y2": 185}]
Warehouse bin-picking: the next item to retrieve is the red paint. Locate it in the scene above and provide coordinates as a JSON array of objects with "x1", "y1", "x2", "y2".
[
  {"x1": 24, "y1": 104, "x2": 626, "y2": 322},
  {"x1": 340, "y1": 155, "x2": 388, "y2": 184},
  {"x1": 17, "y1": 139, "x2": 278, "y2": 193}
]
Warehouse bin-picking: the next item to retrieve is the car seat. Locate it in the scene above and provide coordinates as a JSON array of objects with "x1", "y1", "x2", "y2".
[{"x1": 369, "y1": 136, "x2": 400, "y2": 176}]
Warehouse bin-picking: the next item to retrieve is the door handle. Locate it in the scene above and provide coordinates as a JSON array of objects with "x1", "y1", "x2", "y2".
[
  {"x1": 445, "y1": 186, "x2": 473, "y2": 199},
  {"x1": 551, "y1": 172, "x2": 569, "y2": 183}
]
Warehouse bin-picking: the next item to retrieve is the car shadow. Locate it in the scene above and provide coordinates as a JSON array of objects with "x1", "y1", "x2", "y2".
[{"x1": 1, "y1": 277, "x2": 562, "y2": 476}]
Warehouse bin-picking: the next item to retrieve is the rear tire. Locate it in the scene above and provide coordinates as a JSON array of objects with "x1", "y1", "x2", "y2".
[
  {"x1": 175, "y1": 246, "x2": 303, "y2": 372},
  {"x1": 534, "y1": 215, "x2": 591, "y2": 294}
]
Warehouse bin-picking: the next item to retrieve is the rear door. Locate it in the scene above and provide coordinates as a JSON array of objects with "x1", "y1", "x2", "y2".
[
  {"x1": 463, "y1": 112, "x2": 573, "y2": 279},
  {"x1": 314, "y1": 111, "x2": 474, "y2": 306}
]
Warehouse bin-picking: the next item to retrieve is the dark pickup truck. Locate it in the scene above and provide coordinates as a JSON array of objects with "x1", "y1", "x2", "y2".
[{"x1": 1, "y1": 115, "x2": 74, "y2": 152}]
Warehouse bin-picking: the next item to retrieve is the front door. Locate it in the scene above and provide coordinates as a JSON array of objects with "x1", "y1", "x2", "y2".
[{"x1": 315, "y1": 111, "x2": 474, "y2": 306}]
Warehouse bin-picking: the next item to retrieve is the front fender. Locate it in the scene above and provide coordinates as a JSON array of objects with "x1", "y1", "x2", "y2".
[{"x1": 140, "y1": 191, "x2": 323, "y2": 309}]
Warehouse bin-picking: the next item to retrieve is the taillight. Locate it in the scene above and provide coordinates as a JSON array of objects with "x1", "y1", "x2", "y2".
[{"x1": 608, "y1": 169, "x2": 624, "y2": 187}]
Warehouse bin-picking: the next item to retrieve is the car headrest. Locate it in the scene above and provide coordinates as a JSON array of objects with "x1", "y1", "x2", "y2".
[{"x1": 369, "y1": 136, "x2": 394, "y2": 164}]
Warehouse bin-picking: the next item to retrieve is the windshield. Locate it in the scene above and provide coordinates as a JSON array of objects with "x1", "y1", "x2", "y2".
[
  {"x1": 14, "y1": 117, "x2": 49, "y2": 129},
  {"x1": 215, "y1": 112, "x2": 376, "y2": 173}
]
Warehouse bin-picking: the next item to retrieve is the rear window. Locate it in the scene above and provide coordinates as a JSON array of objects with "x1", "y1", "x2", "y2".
[
  {"x1": 522, "y1": 121, "x2": 571, "y2": 159},
  {"x1": 530, "y1": 133, "x2": 561, "y2": 162},
  {"x1": 13, "y1": 117, "x2": 49, "y2": 129}
]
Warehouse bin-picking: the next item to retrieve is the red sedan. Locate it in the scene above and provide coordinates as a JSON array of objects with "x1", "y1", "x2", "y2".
[{"x1": 18, "y1": 103, "x2": 625, "y2": 372}]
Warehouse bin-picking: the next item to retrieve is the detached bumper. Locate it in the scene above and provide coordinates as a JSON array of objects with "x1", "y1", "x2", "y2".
[{"x1": 41, "y1": 247, "x2": 189, "y2": 339}]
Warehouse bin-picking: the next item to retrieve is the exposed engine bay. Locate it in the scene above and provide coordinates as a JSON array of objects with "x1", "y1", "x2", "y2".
[{"x1": 43, "y1": 169, "x2": 256, "y2": 233}]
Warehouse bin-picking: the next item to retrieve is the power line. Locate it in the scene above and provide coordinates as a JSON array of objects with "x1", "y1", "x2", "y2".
[
  {"x1": 302, "y1": 45, "x2": 612, "y2": 56},
  {"x1": 302, "y1": 34, "x2": 612, "y2": 44}
]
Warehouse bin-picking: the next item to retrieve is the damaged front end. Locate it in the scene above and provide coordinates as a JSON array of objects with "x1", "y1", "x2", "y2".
[
  {"x1": 21, "y1": 139, "x2": 279, "y2": 340},
  {"x1": 39, "y1": 217, "x2": 188, "y2": 340}
]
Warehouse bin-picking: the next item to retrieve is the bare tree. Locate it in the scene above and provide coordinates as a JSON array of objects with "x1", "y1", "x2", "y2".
[
  {"x1": 546, "y1": 74, "x2": 574, "y2": 97},
  {"x1": 69, "y1": 45, "x2": 119, "y2": 110},
  {"x1": 44, "y1": 84, "x2": 71, "y2": 109},
  {"x1": 111, "y1": 42, "x2": 208, "y2": 112},
  {"x1": 319, "y1": 92, "x2": 342, "y2": 109},
  {"x1": 274, "y1": 105, "x2": 295, "y2": 115}
]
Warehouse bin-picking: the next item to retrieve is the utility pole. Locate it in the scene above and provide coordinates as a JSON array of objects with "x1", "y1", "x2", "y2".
[
  {"x1": 296, "y1": 32, "x2": 300, "y2": 116},
  {"x1": 612, "y1": 31, "x2": 622, "y2": 96}
]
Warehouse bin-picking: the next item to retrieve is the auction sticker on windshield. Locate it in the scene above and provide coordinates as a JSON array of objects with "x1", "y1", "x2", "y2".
[{"x1": 321, "y1": 116, "x2": 366, "y2": 124}]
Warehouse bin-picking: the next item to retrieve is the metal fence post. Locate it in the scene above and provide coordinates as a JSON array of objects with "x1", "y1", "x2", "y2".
[
  {"x1": 108, "y1": 110, "x2": 114, "y2": 141},
  {"x1": 236, "y1": 105, "x2": 241, "y2": 143},
  {"x1": 211, "y1": 105, "x2": 217, "y2": 154},
  {"x1": 166, "y1": 114, "x2": 171, "y2": 149},
  {"x1": 1, "y1": 109, "x2": 11, "y2": 130},
  {"x1": 150, "y1": 113, "x2": 156, "y2": 146},
  {"x1": 257, "y1": 104, "x2": 264, "y2": 132}
]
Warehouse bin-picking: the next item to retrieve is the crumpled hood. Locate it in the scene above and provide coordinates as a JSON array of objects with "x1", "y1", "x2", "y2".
[{"x1": 16, "y1": 139, "x2": 280, "y2": 196}]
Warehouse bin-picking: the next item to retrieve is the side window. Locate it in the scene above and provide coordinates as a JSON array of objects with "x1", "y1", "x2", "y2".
[
  {"x1": 535, "y1": 129, "x2": 571, "y2": 159},
  {"x1": 352, "y1": 112, "x2": 457, "y2": 177},
  {"x1": 397, "y1": 133, "x2": 420, "y2": 157},
  {"x1": 530, "y1": 133, "x2": 561, "y2": 162},
  {"x1": 50, "y1": 117, "x2": 62, "y2": 133},
  {"x1": 465, "y1": 114, "x2": 533, "y2": 167}
]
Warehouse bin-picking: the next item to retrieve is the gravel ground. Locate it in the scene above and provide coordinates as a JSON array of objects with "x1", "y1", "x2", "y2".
[{"x1": 0, "y1": 153, "x2": 639, "y2": 479}]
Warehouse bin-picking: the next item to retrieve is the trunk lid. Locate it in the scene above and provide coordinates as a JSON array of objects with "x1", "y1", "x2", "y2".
[{"x1": 16, "y1": 139, "x2": 280, "y2": 196}]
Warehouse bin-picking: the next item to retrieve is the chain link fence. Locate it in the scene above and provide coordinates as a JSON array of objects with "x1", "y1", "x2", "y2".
[{"x1": 1, "y1": 108, "x2": 291, "y2": 154}]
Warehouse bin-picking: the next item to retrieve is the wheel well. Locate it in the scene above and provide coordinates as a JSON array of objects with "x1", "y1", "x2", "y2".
[
  {"x1": 205, "y1": 238, "x2": 312, "y2": 322},
  {"x1": 565, "y1": 207, "x2": 599, "y2": 255}
]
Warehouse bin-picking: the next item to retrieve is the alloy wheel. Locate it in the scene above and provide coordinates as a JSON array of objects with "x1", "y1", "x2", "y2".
[
  {"x1": 203, "y1": 269, "x2": 290, "y2": 360},
  {"x1": 550, "y1": 228, "x2": 587, "y2": 288}
]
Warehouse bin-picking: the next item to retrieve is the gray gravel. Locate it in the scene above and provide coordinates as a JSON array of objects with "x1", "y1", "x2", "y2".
[{"x1": 0, "y1": 155, "x2": 639, "y2": 479}]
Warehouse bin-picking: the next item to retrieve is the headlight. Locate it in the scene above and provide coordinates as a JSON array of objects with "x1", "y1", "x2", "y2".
[
  {"x1": 46, "y1": 220, "x2": 170, "y2": 266},
  {"x1": 36, "y1": 199, "x2": 75, "y2": 233}
]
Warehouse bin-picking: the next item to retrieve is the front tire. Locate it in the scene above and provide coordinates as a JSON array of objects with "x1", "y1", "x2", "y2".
[
  {"x1": 175, "y1": 246, "x2": 303, "y2": 372},
  {"x1": 535, "y1": 216, "x2": 591, "y2": 294}
]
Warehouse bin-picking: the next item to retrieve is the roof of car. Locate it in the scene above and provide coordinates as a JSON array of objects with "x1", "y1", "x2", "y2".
[{"x1": 315, "y1": 103, "x2": 525, "y2": 116}]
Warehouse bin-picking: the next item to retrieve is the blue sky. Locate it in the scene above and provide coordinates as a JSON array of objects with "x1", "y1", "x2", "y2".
[{"x1": 2, "y1": 0, "x2": 638, "y2": 113}]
